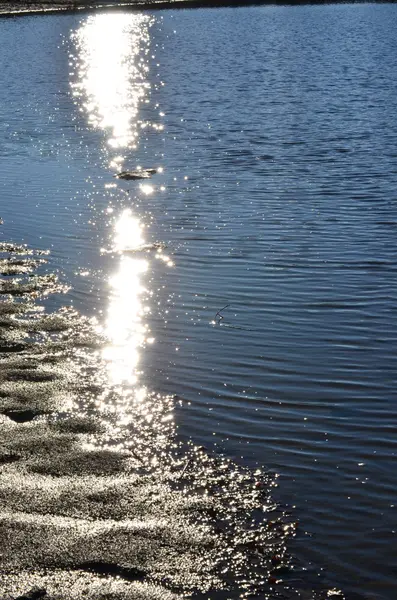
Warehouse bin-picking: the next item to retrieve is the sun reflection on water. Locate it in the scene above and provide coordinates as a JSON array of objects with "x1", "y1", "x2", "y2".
[
  {"x1": 70, "y1": 14, "x2": 174, "y2": 453},
  {"x1": 103, "y1": 209, "x2": 149, "y2": 387},
  {"x1": 71, "y1": 13, "x2": 153, "y2": 159}
]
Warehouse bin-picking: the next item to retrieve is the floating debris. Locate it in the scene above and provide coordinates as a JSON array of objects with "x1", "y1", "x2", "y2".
[
  {"x1": 114, "y1": 169, "x2": 157, "y2": 181},
  {"x1": 211, "y1": 304, "x2": 251, "y2": 331},
  {"x1": 101, "y1": 242, "x2": 167, "y2": 255},
  {"x1": 123, "y1": 242, "x2": 167, "y2": 253},
  {"x1": 212, "y1": 303, "x2": 230, "y2": 326}
]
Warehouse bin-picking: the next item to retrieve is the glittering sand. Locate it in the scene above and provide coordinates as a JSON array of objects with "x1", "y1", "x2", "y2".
[{"x1": 0, "y1": 238, "x2": 341, "y2": 600}]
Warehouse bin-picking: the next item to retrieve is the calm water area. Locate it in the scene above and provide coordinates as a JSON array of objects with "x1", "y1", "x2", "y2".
[{"x1": 1, "y1": 3, "x2": 397, "y2": 598}]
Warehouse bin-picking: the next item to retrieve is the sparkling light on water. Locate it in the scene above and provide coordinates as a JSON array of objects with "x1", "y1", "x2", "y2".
[
  {"x1": 103, "y1": 209, "x2": 149, "y2": 387},
  {"x1": 69, "y1": 13, "x2": 174, "y2": 449},
  {"x1": 71, "y1": 13, "x2": 153, "y2": 161},
  {"x1": 70, "y1": 14, "x2": 160, "y2": 426}
]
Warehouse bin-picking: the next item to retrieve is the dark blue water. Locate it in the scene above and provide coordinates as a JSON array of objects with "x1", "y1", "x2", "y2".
[{"x1": 1, "y1": 4, "x2": 397, "y2": 599}]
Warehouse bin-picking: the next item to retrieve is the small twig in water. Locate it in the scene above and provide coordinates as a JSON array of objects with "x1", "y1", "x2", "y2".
[
  {"x1": 211, "y1": 304, "x2": 252, "y2": 331},
  {"x1": 213, "y1": 304, "x2": 230, "y2": 326}
]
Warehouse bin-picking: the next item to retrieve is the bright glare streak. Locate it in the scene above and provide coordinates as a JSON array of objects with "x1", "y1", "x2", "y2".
[
  {"x1": 103, "y1": 256, "x2": 148, "y2": 385},
  {"x1": 103, "y1": 210, "x2": 149, "y2": 385},
  {"x1": 140, "y1": 184, "x2": 155, "y2": 195},
  {"x1": 70, "y1": 14, "x2": 175, "y2": 442},
  {"x1": 71, "y1": 13, "x2": 152, "y2": 156},
  {"x1": 114, "y1": 209, "x2": 145, "y2": 252}
]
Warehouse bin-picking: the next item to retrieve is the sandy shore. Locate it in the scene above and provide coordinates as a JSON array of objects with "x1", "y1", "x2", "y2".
[{"x1": 0, "y1": 235, "x2": 331, "y2": 600}]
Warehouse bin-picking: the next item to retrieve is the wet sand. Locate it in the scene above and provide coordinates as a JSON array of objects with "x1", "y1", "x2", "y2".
[{"x1": 0, "y1": 234, "x2": 341, "y2": 599}]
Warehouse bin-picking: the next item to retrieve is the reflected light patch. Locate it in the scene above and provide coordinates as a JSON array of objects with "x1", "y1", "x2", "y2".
[
  {"x1": 140, "y1": 184, "x2": 154, "y2": 196},
  {"x1": 71, "y1": 13, "x2": 153, "y2": 161},
  {"x1": 70, "y1": 14, "x2": 175, "y2": 458},
  {"x1": 156, "y1": 250, "x2": 174, "y2": 267},
  {"x1": 103, "y1": 210, "x2": 149, "y2": 386},
  {"x1": 110, "y1": 156, "x2": 125, "y2": 169},
  {"x1": 114, "y1": 209, "x2": 145, "y2": 252}
]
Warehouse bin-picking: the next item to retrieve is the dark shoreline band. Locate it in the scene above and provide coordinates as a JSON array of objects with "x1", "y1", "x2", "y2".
[{"x1": 1, "y1": 0, "x2": 394, "y2": 19}]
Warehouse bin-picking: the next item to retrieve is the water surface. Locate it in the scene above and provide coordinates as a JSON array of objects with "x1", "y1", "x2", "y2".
[{"x1": 1, "y1": 4, "x2": 397, "y2": 599}]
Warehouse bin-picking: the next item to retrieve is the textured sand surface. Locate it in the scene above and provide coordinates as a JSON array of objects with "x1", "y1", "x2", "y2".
[{"x1": 0, "y1": 236, "x2": 337, "y2": 600}]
